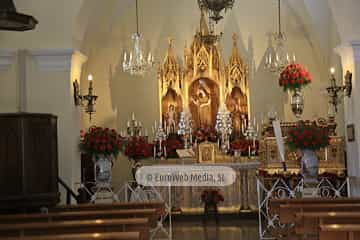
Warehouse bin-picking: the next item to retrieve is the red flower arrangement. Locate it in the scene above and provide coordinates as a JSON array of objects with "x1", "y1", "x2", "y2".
[
  {"x1": 201, "y1": 189, "x2": 224, "y2": 204},
  {"x1": 287, "y1": 124, "x2": 329, "y2": 151},
  {"x1": 124, "y1": 136, "x2": 153, "y2": 160},
  {"x1": 79, "y1": 126, "x2": 123, "y2": 157},
  {"x1": 279, "y1": 63, "x2": 312, "y2": 91},
  {"x1": 230, "y1": 139, "x2": 259, "y2": 156},
  {"x1": 164, "y1": 138, "x2": 184, "y2": 158},
  {"x1": 194, "y1": 127, "x2": 218, "y2": 143}
]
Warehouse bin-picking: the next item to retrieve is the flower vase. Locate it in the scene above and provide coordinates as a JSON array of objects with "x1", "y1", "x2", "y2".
[
  {"x1": 290, "y1": 88, "x2": 304, "y2": 119},
  {"x1": 93, "y1": 154, "x2": 112, "y2": 188},
  {"x1": 300, "y1": 149, "x2": 318, "y2": 186},
  {"x1": 234, "y1": 150, "x2": 241, "y2": 158}
]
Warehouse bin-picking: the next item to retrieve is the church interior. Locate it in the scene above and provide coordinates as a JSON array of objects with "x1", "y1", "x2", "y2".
[{"x1": 0, "y1": 0, "x2": 360, "y2": 239}]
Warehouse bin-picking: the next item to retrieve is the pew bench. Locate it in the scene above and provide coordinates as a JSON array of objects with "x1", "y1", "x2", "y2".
[
  {"x1": 295, "y1": 211, "x2": 360, "y2": 235},
  {"x1": 269, "y1": 198, "x2": 360, "y2": 216},
  {"x1": 320, "y1": 224, "x2": 360, "y2": 240},
  {"x1": 51, "y1": 202, "x2": 166, "y2": 217},
  {"x1": 0, "y1": 232, "x2": 140, "y2": 240},
  {"x1": 0, "y1": 218, "x2": 149, "y2": 240},
  {"x1": 0, "y1": 209, "x2": 158, "y2": 227},
  {"x1": 279, "y1": 203, "x2": 360, "y2": 223}
]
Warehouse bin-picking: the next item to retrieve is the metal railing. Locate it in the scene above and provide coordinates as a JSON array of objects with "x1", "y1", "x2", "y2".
[{"x1": 257, "y1": 176, "x2": 350, "y2": 239}]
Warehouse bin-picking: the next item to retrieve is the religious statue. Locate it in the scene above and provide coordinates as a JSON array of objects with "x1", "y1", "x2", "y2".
[
  {"x1": 166, "y1": 104, "x2": 177, "y2": 134},
  {"x1": 226, "y1": 87, "x2": 248, "y2": 136},
  {"x1": 191, "y1": 81, "x2": 212, "y2": 128}
]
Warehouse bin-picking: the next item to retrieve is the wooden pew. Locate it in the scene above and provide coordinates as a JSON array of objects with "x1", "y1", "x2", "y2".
[
  {"x1": 295, "y1": 211, "x2": 360, "y2": 235},
  {"x1": 0, "y1": 209, "x2": 158, "y2": 227},
  {"x1": 0, "y1": 218, "x2": 149, "y2": 240},
  {"x1": 279, "y1": 203, "x2": 360, "y2": 223},
  {"x1": 0, "y1": 232, "x2": 140, "y2": 240},
  {"x1": 51, "y1": 202, "x2": 166, "y2": 217},
  {"x1": 269, "y1": 198, "x2": 360, "y2": 216},
  {"x1": 320, "y1": 224, "x2": 360, "y2": 240}
]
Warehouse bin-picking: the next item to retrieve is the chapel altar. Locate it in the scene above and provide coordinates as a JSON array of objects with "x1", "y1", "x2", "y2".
[{"x1": 138, "y1": 10, "x2": 348, "y2": 213}]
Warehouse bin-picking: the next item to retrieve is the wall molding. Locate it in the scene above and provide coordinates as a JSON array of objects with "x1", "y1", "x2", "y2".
[
  {"x1": 29, "y1": 49, "x2": 86, "y2": 72},
  {"x1": 351, "y1": 41, "x2": 360, "y2": 62},
  {"x1": 0, "y1": 50, "x2": 15, "y2": 71}
]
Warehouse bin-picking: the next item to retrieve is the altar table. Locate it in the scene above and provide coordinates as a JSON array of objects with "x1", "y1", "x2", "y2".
[{"x1": 140, "y1": 158, "x2": 260, "y2": 213}]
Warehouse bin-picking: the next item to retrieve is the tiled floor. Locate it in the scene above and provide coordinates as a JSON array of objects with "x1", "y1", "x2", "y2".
[{"x1": 171, "y1": 219, "x2": 259, "y2": 240}]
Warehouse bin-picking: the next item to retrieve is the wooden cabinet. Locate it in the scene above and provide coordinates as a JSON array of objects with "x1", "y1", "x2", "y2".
[{"x1": 0, "y1": 113, "x2": 59, "y2": 212}]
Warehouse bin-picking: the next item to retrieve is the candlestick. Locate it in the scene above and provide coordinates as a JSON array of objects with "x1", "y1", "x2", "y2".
[{"x1": 325, "y1": 147, "x2": 328, "y2": 161}]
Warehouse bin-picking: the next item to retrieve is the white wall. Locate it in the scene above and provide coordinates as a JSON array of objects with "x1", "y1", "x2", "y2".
[{"x1": 0, "y1": 0, "x2": 85, "y2": 203}]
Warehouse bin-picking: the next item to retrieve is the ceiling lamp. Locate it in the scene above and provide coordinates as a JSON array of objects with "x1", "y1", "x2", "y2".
[
  {"x1": 197, "y1": 0, "x2": 235, "y2": 23},
  {"x1": 265, "y1": 0, "x2": 295, "y2": 74},
  {"x1": 122, "y1": 0, "x2": 154, "y2": 76},
  {"x1": 0, "y1": 0, "x2": 38, "y2": 31}
]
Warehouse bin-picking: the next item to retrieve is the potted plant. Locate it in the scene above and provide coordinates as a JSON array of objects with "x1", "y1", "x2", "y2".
[
  {"x1": 230, "y1": 139, "x2": 259, "y2": 157},
  {"x1": 79, "y1": 126, "x2": 123, "y2": 187},
  {"x1": 279, "y1": 64, "x2": 312, "y2": 118},
  {"x1": 287, "y1": 123, "x2": 329, "y2": 185},
  {"x1": 201, "y1": 189, "x2": 224, "y2": 224}
]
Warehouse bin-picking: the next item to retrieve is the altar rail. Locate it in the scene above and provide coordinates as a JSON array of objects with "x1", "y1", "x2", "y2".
[{"x1": 257, "y1": 176, "x2": 350, "y2": 240}]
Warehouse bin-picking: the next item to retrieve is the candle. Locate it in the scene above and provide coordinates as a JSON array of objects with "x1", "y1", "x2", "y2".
[
  {"x1": 139, "y1": 121, "x2": 142, "y2": 127},
  {"x1": 330, "y1": 67, "x2": 335, "y2": 75},
  {"x1": 325, "y1": 147, "x2": 328, "y2": 161},
  {"x1": 123, "y1": 52, "x2": 127, "y2": 62},
  {"x1": 88, "y1": 74, "x2": 93, "y2": 88},
  {"x1": 127, "y1": 121, "x2": 130, "y2": 127},
  {"x1": 132, "y1": 112, "x2": 135, "y2": 121},
  {"x1": 154, "y1": 120, "x2": 157, "y2": 130}
]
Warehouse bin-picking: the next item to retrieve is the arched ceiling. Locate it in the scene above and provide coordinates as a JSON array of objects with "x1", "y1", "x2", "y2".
[{"x1": 74, "y1": 0, "x2": 343, "y2": 69}]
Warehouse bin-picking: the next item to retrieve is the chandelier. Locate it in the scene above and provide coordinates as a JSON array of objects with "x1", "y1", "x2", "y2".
[
  {"x1": 197, "y1": 0, "x2": 235, "y2": 23},
  {"x1": 123, "y1": 0, "x2": 154, "y2": 76},
  {"x1": 265, "y1": 0, "x2": 295, "y2": 74}
]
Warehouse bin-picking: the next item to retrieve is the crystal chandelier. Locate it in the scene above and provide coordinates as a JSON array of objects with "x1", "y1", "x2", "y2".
[
  {"x1": 197, "y1": 0, "x2": 235, "y2": 23},
  {"x1": 123, "y1": 0, "x2": 154, "y2": 76},
  {"x1": 265, "y1": 0, "x2": 295, "y2": 74}
]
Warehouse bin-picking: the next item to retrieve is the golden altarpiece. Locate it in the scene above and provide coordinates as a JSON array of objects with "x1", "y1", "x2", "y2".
[{"x1": 158, "y1": 13, "x2": 249, "y2": 135}]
